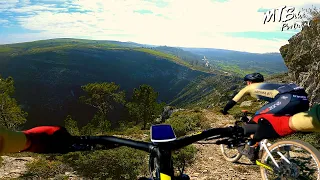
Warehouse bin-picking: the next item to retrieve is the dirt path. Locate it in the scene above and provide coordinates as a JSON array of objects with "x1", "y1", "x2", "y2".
[
  {"x1": 0, "y1": 156, "x2": 34, "y2": 179},
  {"x1": 184, "y1": 110, "x2": 261, "y2": 180}
]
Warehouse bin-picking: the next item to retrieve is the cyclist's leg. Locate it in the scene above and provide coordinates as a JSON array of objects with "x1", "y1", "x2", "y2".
[
  {"x1": 253, "y1": 118, "x2": 281, "y2": 141},
  {"x1": 274, "y1": 93, "x2": 309, "y2": 115},
  {"x1": 244, "y1": 118, "x2": 285, "y2": 162},
  {"x1": 253, "y1": 93, "x2": 308, "y2": 122},
  {"x1": 255, "y1": 93, "x2": 292, "y2": 115},
  {"x1": 242, "y1": 124, "x2": 258, "y2": 136},
  {"x1": 241, "y1": 124, "x2": 260, "y2": 161}
]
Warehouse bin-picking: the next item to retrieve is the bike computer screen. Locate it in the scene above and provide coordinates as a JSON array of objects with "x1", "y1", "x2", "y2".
[{"x1": 150, "y1": 124, "x2": 176, "y2": 143}]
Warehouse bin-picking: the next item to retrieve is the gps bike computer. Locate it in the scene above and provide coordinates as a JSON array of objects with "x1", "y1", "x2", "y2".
[{"x1": 150, "y1": 124, "x2": 176, "y2": 143}]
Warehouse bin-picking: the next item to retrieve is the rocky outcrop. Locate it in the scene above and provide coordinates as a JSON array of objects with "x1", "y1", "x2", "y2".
[
  {"x1": 155, "y1": 106, "x2": 186, "y2": 123},
  {"x1": 280, "y1": 17, "x2": 320, "y2": 105}
]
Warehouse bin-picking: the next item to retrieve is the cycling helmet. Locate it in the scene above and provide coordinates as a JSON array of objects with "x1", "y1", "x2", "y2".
[{"x1": 243, "y1": 72, "x2": 264, "y2": 82}]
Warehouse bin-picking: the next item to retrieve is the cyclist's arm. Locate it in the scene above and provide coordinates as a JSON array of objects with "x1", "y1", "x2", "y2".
[
  {"x1": 0, "y1": 126, "x2": 73, "y2": 154},
  {"x1": 0, "y1": 128, "x2": 28, "y2": 154},
  {"x1": 289, "y1": 104, "x2": 320, "y2": 132},
  {"x1": 232, "y1": 85, "x2": 251, "y2": 102},
  {"x1": 222, "y1": 86, "x2": 250, "y2": 113}
]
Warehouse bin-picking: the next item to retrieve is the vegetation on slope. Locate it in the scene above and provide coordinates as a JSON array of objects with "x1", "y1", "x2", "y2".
[
  {"x1": 0, "y1": 39, "x2": 215, "y2": 128},
  {"x1": 170, "y1": 74, "x2": 243, "y2": 108},
  {"x1": 0, "y1": 38, "x2": 214, "y2": 74},
  {"x1": 183, "y1": 48, "x2": 288, "y2": 76}
]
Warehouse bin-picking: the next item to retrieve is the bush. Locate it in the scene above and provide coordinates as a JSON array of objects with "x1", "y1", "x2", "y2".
[
  {"x1": 172, "y1": 145, "x2": 198, "y2": 171},
  {"x1": 64, "y1": 115, "x2": 80, "y2": 136},
  {"x1": 277, "y1": 132, "x2": 320, "y2": 150},
  {"x1": 116, "y1": 125, "x2": 145, "y2": 136},
  {"x1": 60, "y1": 147, "x2": 148, "y2": 180},
  {"x1": 23, "y1": 157, "x2": 73, "y2": 179},
  {"x1": 166, "y1": 111, "x2": 207, "y2": 137}
]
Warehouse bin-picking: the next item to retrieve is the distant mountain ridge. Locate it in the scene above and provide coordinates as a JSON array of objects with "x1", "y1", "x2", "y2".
[
  {"x1": 180, "y1": 47, "x2": 288, "y2": 75},
  {"x1": 0, "y1": 38, "x2": 215, "y2": 128},
  {"x1": 0, "y1": 38, "x2": 288, "y2": 128}
]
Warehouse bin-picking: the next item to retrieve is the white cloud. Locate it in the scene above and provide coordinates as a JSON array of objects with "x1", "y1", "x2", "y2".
[
  {"x1": 0, "y1": 0, "x2": 19, "y2": 11},
  {"x1": 0, "y1": 19, "x2": 9, "y2": 23},
  {"x1": 2, "y1": 0, "x2": 320, "y2": 52},
  {"x1": 19, "y1": 0, "x2": 31, "y2": 6},
  {"x1": 9, "y1": 4, "x2": 67, "y2": 13}
]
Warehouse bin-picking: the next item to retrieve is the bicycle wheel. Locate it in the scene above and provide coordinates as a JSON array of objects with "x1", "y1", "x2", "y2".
[
  {"x1": 220, "y1": 144, "x2": 243, "y2": 163},
  {"x1": 260, "y1": 139, "x2": 320, "y2": 180}
]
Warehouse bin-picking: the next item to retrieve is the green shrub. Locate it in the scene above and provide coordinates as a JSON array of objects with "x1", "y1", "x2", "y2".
[
  {"x1": 80, "y1": 122, "x2": 98, "y2": 135},
  {"x1": 277, "y1": 132, "x2": 320, "y2": 150},
  {"x1": 60, "y1": 147, "x2": 148, "y2": 180},
  {"x1": 23, "y1": 158, "x2": 73, "y2": 179},
  {"x1": 193, "y1": 107, "x2": 202, "y2": 113},
  {"x1": 172, "y1": 145, "x2": 198, "y2": 171},
  {"x1": 117, "y1": 125, "x2": 145, "y2": 136},
  {"x1": 64, "y1": 115, "x2": 80, "y2": 136},
  {"x1": 166, "y1": 111, "x2": 206, "y2": 137},
  {"x1": 167, "y1": 116, "x2": 198, "y2": 137}
]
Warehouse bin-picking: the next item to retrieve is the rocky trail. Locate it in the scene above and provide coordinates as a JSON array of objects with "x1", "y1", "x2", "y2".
[
  {"x1": 185, "y1": 110, "x2": 261, "y2": 180},
  {"x1": 0, "y1": 156, "x2": 34, "y2": 179}
]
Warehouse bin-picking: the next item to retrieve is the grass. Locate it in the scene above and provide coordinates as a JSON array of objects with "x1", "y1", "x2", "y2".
[
  {"x1": 5, "y1": 37, "x2": 284, "y2": 79},
  {"x1": 134, "y1": 47, "x2": 212, "y2": 73},
  {"x1": 0, "y1": 38, "x2": 213, "y2": 74},
  {"x1": 0, "y1": 46, "x2": 13, "y2": 53}
]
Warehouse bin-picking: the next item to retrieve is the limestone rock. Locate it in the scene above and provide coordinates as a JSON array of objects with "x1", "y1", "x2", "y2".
[
  {"x1": 240, "y1": 101, "x2": 252, "y2": 107},
  {"x1": 279, "y1": 19, "x2": 320, "y2": 105}
]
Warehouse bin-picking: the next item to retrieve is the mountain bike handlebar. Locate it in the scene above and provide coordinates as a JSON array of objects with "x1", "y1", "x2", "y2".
[
  {"x1": 68, "y1": 125, "x2": 245, "y2": 179},
  {"x1": 71, "y1": 126, "x2": 243, "y2": 153},
  {"x1": 73, "y1": 135, "x2": 153, "y2": 152}
]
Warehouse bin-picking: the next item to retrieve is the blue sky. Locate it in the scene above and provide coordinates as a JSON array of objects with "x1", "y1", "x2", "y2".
[{"x1": 0, "y1": 0, "x2": 319, "y2": 53}]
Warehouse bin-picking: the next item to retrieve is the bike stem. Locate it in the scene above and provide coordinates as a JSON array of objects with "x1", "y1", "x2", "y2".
[{"x1": 153, "y1": 144, "x2": 175, "y2": 179}]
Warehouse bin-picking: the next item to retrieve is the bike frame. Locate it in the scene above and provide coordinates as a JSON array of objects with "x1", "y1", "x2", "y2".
[
  {"x1": 237, "y1": 111, "x2": 292, "y2": 172},
  {"x1": 256, "y1": 139, "x2": 292, "y2": 172}
]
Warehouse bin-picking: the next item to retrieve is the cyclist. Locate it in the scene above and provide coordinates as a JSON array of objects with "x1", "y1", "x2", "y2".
[
  {"x1": 247, "y1": 103, "x2": 320, "y2": 142},
  {"x1": 220, "y1": 72, "x2": 310, "y2": 161},
  {"x1": 243, "y1": 103, "x2": 320, "y2": 155},
  {"x1": 0, "y1": 126, "x2": 72, "y2": 154},
  {"x1": 221, "y1": 72, "x2": 310, "y2": 119}
]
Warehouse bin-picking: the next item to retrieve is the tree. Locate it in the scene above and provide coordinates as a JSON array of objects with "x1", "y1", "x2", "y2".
[
  {"x1": 126, "y1": 84, "x2": 165, "y2": 129},
  {"x1": 79, "y1": 82, "x2": 125, "y2": 133},
  {"x1": 0, "y1": 75, "x2": 27, "y2": 130},
  {"x1": 64, "y1": 115, "x2": 80, "y2": 136}
]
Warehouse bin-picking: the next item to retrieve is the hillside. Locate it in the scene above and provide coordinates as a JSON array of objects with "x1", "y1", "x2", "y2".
[
  {"x1": 152, "y1": 46, "x2": 204, "y2": 66},
  {"x1": 182, "y1": 47, "x2": 288, "y2": 76},
  {"x1": 170, "y1": 75, "x2": 242, "y2": 108},
  {"x1": 0, "y1": 38, "x2": 216, "y2": 128},
  {"x1": 0, "y1": 38, "x2": 291, "y2": 128}
]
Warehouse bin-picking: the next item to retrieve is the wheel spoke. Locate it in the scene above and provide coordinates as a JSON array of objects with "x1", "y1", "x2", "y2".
[{"x1": 260, "y1": 140, "x2": 320, "y2": 180}]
